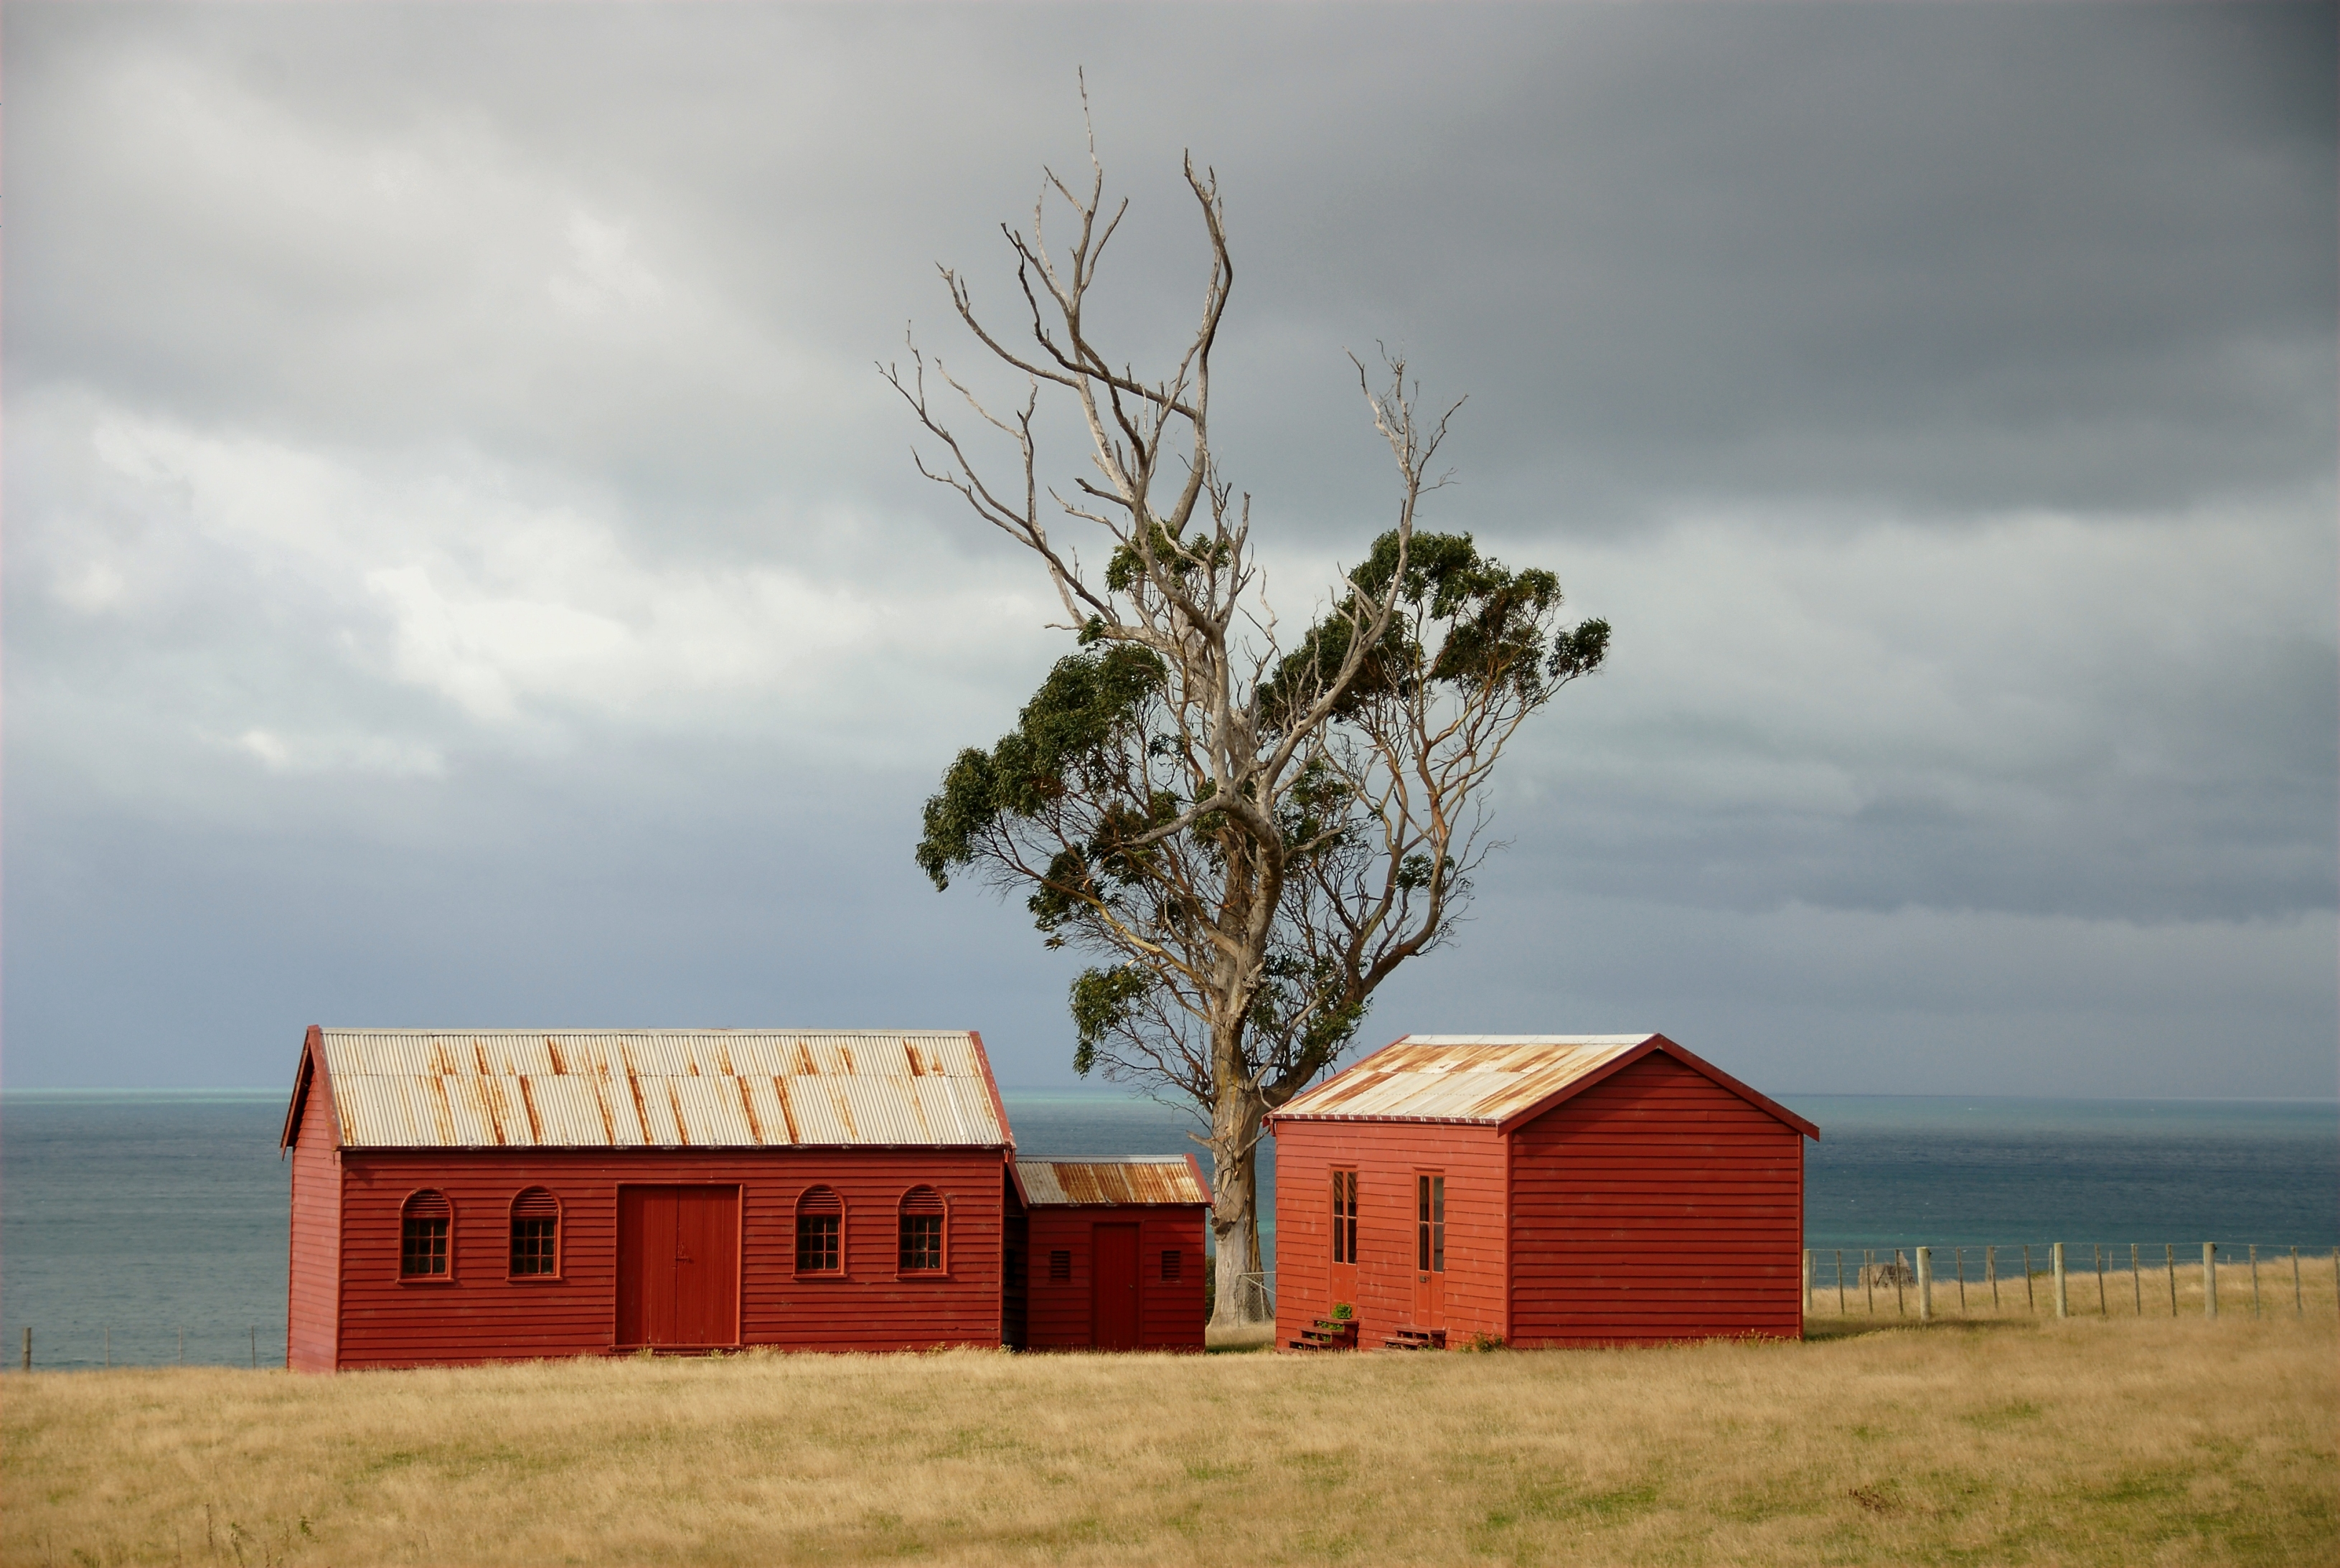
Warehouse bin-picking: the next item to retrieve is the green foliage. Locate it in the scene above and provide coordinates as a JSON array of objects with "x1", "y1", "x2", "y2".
[
  {"x1": 1069, "y1": 966, "x2": 1152, "y2": 1077},
  {"x1": 915, "y1": 645, "x2": 1167, "y2": 891},
  {"x1": 913, "y1": 520, "x2": 1605, "y2": 1109},
  {"x1": 1104, "y1": 524, "x2": 1234, "y2": 595},
  {"x1": 1260, "y1": 529, "x2": 1607, "y2": 728}
]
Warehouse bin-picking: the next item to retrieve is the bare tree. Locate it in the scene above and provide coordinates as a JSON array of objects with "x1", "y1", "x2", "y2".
[{"x1": 886, "y1": 112, "x2": 1608, "y2": 1327}]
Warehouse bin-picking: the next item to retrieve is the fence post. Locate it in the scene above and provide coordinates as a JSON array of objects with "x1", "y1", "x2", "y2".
[
  {"x1": 1804, "y1": 1249, "x2": 1813, "y2": 1316},
  {"x1": 1954, "y1": 1246, "x2": 1967, "y2": 1311},
  {"x1": 1988, "y1": 1244, "x2": 1999, "y2": 1310},
  {"x1": 2202, "y1": 1243, "x2": 2217, "y2": 1319},
  {"x1": 1894, "y1": 1250, "x2": 1907, "y2": 1316},
  {"x1": 1916, "y1": 1247, "x2": 1933, "y2": 1321},
  {"x1": 2130, "y1": 1244, "x2": 2142, "y2": 1315},
  {"x1": 2166, "y1": 1244, "x2": 2177, "y2": 1315},
  {"x1": 2095, "y1": 1244, "x2": 2107, "y2": 1315},
  {"x1": 2052, "y1": 1243, "x2": 2067, "y2": 1318},
  {"x1": 1836, "y1": 1249, "x2": 1846, "y2": 1315},
  {"x1": 2293, "y1": 1247, "x2": 2303, "y2": 1315},
  {"x1": 2249, "y1": 1245, "x2": 2260, "y2": 1317},
  {"x1": 1864, "y1": 1250, "x2": 1876, "y2": 1315},
  {"x1": 19, "y1": 1327, "x2": 27, "y2": 1373},
  {"x1": 2022, "y1": 1244, "x2": 2035, "y2": 1313}
]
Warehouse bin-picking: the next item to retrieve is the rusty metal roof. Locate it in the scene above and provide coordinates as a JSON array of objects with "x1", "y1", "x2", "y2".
[
  {"x1": 1269, "y1": 1036, "x2": 1658, "y2": 1125},
  {"x1": 1014, "y1": 1157, "x2": 1210, "y2": 1206},
  {"x1": 302, "y1": 1030, "x2": 1010, "y2": 1150}
]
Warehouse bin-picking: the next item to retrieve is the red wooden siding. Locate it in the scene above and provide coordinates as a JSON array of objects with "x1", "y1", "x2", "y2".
[
  {"x1": 1508, "y1": 1051, "x2": 1805, "y2": 1345},
  {"x1": 1022, "y1": 1206, "x2": 1205, "y2": 1351},
  {"x1": 1271, "y1": 1121, "x2": 1508, "y2": 1348},
  {"x1": 329, "y1": 1147, "x2": 1005, "y2": 1369},
  {"x1": 286, "y1": 1043, "x2": 343, "y2": 1373}
]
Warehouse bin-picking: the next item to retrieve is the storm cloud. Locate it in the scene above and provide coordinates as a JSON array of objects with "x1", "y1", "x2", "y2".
[{"x1": 6, "y1": 3, "x2": 2333, "y2": 1097}]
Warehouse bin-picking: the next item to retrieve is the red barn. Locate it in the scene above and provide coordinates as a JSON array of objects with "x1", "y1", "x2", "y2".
[
  {"x1": 281, "y1": 1026, "x2": 1016, "y2": 1371},
  {"x1": 1005, "y1": 1157, "x2": 1210, "y2": 1352},
  {"x1": 1267, "y1": 1034, "x2": 1818, "y2": 1349}
]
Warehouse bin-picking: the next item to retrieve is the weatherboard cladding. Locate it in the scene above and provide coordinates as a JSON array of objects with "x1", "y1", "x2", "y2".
[
  {"x1": 316, "y1": 1031, "x2": 1007, "y2": 1150},
  {"x1": 1014, "y1": 1158, "x2": 1210, "y2": 1208},
  {"x1": 1269, "y1": 1036, "x2": 1655, "y2": 1125}
]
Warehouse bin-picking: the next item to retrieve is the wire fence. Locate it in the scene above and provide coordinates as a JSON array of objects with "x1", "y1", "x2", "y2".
[
  {"x1": 9, "y1": 1322, "x2": 286, "y2": 1372},
  {"x1": 1804, "y1": 1242, "x2": 2340, "y2": 1322}
]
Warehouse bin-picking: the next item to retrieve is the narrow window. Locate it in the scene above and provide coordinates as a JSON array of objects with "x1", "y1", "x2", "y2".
[
  {"x1": 401, "y1": 1191, "x2": 451, "y2": 1278},
  {"x1": 509, "y1": 1188, "x2": 559, "y2": 1277},
  {"x1": 1162, "y1": 1249, "x2": 1183, "y2": 1282},
  {"x1": 1331, "y1": 1170, "x2": 1358, "y2": 1264},
  {"x1": 1416, "y1": 1174, "x2": 1445, "y2": 1273},
  {"x1": 1049, "y1": 1249, "x2": 1072, "y2": 1281},
  {"x1": 796, "y1": 1186, "x2": 843, "y2": 1273},
  {"x1": 898, "y1": 1186, "x2": 946, "y2": 1272}
]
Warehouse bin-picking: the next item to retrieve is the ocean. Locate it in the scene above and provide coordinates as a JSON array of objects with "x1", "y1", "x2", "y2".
[{"x1": 2, "y1": 1087, "x2": 2331, "y2": 1369}]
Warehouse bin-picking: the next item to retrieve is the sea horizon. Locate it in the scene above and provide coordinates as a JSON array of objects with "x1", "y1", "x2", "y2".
[{"x1": 6, "y1": 1084, "x2": 2335, "y2": 1104}]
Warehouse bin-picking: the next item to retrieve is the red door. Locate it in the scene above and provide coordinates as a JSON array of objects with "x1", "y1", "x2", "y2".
[
  {"x1": 1329, "y1": 1169, "x2": 1359, "y2": 1313},
  {"x1": 1091, "y1": 1223, "x2": 1141, "y2": 1350},
  {"x1": 618, "y1": 1186, "x2": 741, "y2": 1348},
  {"x1": 1413, "y1": 1174, "x2": 1445, "y2": 1329}
]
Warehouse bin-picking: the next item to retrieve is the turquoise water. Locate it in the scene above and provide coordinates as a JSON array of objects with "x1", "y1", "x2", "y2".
[{"x1": 1, "y1": 1087, "x2": 2330, "y2": 1368}]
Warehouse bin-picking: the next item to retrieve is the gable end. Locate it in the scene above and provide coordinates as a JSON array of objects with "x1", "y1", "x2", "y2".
[{"x1": 1494, "y1": 1034, "x2": 1818, "y2": 1139}]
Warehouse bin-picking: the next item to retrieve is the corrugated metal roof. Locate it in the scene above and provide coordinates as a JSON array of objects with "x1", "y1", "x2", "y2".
[
  {"x1": 1015, "y1": 1158, "x2": 1210, "y2": 1206},
  {"x1": 311, "y1": 1031, "x2": 1010, "y2": 1150},
  {"x1": 1269, "y1": 1036, "x2": 1658, "y2": 1125}
]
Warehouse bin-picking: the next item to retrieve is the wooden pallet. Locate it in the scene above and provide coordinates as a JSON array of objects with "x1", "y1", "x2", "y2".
[{"x1": 1381, "y1": 1324, "x2": 1447, "y2": 1350}]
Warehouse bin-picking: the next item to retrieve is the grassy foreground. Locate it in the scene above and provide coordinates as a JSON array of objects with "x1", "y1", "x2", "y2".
[{"x1": 5, "y1": 1315, "x2": 2333, "y2": 1567}]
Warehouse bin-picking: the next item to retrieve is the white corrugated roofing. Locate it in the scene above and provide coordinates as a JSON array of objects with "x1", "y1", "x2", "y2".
[
  {"x1": 1269, "y1": 1036, "x2": 1657, "y2": 1125},
  {"x1": 1015, "y1": 1158, "x2": 1209, "y2": 1206},
  {"x1": 304, "y1": 1030, "x2": 1010, "y2": 1150}
]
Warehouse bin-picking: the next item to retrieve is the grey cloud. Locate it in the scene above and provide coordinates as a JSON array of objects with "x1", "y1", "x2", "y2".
[
  {"x1": 12, "y1": 5, "x2": 2329, "y2": 531},
  {"x1": 4, "y1": 3, "x2": 2331, "y2": 1093}
]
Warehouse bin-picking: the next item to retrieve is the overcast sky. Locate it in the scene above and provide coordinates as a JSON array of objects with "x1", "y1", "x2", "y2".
[{"x1": 6, "y1": 2, "x2": 2334, "y2": 1099}]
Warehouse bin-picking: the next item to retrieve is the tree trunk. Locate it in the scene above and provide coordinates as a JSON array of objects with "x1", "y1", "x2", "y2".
[{"x1": 1208, "y1": 1079, "x2": 1268, "y2": 1326}]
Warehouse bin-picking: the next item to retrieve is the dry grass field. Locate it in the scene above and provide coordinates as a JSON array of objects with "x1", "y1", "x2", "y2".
[{"x1": 5, "y1": 1303, "x2": 2333, "y2": 1567}]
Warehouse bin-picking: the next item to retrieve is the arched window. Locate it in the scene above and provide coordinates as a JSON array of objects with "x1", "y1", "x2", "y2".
[
  {"x1": 401, "y1": 1191, "x2": 452, "y2": 1278},
  {"x1": 509, "y1": 1188, "x2": 560, "y2": 1277},
  {"x1": 795, "y1": 1186, "x2": 843, "y2": 1274},
  {"x1": 898, "y1": 1187, "x2": 946, "y2": 1273}
]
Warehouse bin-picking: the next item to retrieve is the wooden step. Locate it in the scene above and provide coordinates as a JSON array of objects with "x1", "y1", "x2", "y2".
[
  {"x1": 1381, "y1": 1325, "x2": 1447, "y2": 1350},
  {"x1": 1289, "y1": 1318, "x2": 1359, "y2": 1351}
]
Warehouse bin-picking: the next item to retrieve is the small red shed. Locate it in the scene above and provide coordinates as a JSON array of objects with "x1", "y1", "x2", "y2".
[
  {"x1": 1005, "y1": 1157, "x2": 1211, "y2": 1352},
  {"x1": 282, "y1": 1026, "x2": 1017, "y2": 1371},
  {"x1": 1267, "y1": 1034, "x2": 1818, "y2": 1349}
]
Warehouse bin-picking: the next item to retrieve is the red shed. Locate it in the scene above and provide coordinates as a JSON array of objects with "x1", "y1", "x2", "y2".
[
  {"x1": 1005, "y1": 1157, "x2": 1210, "y2": 1352},
  {"x1": 281, "y1": 1026, "x2": 1016, "y2": 1371},
  {"x1": 1267, "y1": 1034, "x2": 1818, "y2": 1349}
]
